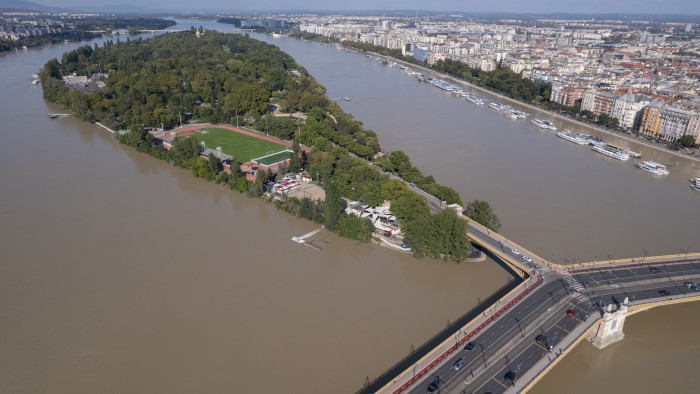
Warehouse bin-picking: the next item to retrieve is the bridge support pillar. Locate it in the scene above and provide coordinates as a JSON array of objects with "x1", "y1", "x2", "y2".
[{"x1": 586, "y1": 297, "x2": 629, "y2": 349}]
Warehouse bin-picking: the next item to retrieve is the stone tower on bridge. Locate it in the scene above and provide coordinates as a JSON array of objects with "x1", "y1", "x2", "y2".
[{"x1": 586, "y1": 297, "x2": 630, "y2": 349}]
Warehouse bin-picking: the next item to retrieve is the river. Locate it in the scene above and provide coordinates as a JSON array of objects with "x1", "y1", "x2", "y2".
[{"x1": 0, "y1": 19, "x2": 698, "y2": 394}]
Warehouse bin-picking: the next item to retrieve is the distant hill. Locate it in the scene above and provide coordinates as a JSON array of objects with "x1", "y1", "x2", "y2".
[
  {"x1": 68, "y1": 3, "x2": 165, "y2": 15},
  {"x1": 0, "y1": 0, "x2": 65, "y2": 12},
  {"x1": 0, "y1": 0, "x2": 165, "y2": 14}
]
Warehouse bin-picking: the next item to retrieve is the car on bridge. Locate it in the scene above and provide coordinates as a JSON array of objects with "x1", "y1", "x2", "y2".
[
  {"x1": 464, "y1": 341, "x2": 476, "y2": 351},
  {"x1": 453, "y1": 358, "x2": 465, "y2": 371},
  {"x1": 426, "y1": 380, "x2": 441, "y2": 392},
  {"x1": 659, "y1": 290, "x2": 670, "y2": 296},
  {"x1": 504, "y1": 371, "x2": 517, "y2": 384},
  {"x1": 649, "y1": 267, "x2": 660, "y2": 272},
  {"x1": 684, "y1": 281, "x2": 696, "y2": 288},
  {"x1": 535, "y1": 334, "x2": 546, "y2": 344},
  {"x1": 523, "y1": 256, "x2": 532, "y2": 263},
  {"x1": 511, "y1": 249, "x2": 520, "y2": 255}
]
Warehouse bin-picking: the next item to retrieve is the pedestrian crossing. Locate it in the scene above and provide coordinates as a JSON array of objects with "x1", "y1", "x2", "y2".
[{"x1": 562, "y1": 273, "x2": 588, "y2": 303}]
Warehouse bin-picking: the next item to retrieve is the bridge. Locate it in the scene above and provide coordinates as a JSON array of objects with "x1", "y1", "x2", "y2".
[{"x1": 359, "y1": 180, "x2": 700, "y2": 394}]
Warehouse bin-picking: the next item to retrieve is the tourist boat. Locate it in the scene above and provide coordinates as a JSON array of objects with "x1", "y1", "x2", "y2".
[
  {"x1": 504, "y1": 110, "x2": 518, "y2": 119},
  {"x1": 530, "y1": 119, "x2": 557, "y2": 131},
  {"x1": 689, "y1": 178, "x2": 700, "y2": 191},
  {"x1": 556, "y1": 129, "x2": 592, "y2": 145},
  {"x1": 624, "y1": 149, "x2": 641, "y2": 158},
  {"x1": 591, "y1": 143, "x2": 630, "y2": 161},
  {"x1": 489, "y1": 102, "x2": 506, "y2": 110},
  {"x1": 635, "y1": 161, "x2": 669, "y2": 175},
  {"x1": 431, "y1": 79, "x2": 454, "y2": 91},
  {"x1": 465, "y1": 95, "x2": 484, "y2": 105}
]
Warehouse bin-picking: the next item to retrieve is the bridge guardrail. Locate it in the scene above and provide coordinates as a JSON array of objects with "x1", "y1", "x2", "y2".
[{"x1": 386, "y1": 274, "x2": 543, "y2": 394}]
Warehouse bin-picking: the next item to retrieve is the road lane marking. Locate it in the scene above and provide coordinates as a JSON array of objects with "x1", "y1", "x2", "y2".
[
  {"x1": 492, "y1": 377, "x2": 509, "y2": 389},
  {"x1": 555, "y1": 324, "x2": 570, "y2": 334}
]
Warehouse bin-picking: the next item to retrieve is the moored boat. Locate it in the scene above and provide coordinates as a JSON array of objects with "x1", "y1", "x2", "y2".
[
  {"x1": 556, "y1": 129, "x2": 592, "y2": 145},
  {"x1": 591, "y1": 143, "x2": 630, "y2": 161},
  {"x1": 530, "y1": 118, "x2": 557, "y2": 131},
  {"x1": 635, "y1": 161, "x2": 669, "y2": 175}
]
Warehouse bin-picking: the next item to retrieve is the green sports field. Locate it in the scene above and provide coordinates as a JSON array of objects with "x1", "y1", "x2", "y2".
[
  {"x1": 192, "y1": 127, "x2": 288, "y2": 162},
  {"x1": 255, "y1": 150, "x2": 293, "y2": 165}
]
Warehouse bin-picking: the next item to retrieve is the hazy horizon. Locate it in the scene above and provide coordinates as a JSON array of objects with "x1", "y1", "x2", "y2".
[{"x1": 15, "y1": 0, "x2": 700, "y2": 15}]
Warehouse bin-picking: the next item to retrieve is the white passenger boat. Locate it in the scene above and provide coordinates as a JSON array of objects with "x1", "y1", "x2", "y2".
[
  {"x1": 635, "y1": 161, "x2": 669, "y2": 175},
  {"x1": 530, "y1": 119, "x2": 557, "y2": 131},
  {"x1": 556, "y1": 129, "x2": 592, "y2": 145},
  {"x1": 504, "y1": 110, "x2": 518, "y2": 119},
  {"x1": 465, "y1": 95, "x2": 484, "y2": 105},
  {"x1": 489, "y1": 102, "x2": 507, "y2": 110},
  {"x1": 624, "y1": 149, "x2": 642, "y2": 158},
  {"x1": 591, "y1": 143, "x2": 630, "y2": 161}
]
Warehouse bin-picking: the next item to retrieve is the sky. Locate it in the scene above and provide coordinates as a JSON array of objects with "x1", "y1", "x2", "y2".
[{"x1": 34, "y1": 0, "x2": 700, "y2": 15}]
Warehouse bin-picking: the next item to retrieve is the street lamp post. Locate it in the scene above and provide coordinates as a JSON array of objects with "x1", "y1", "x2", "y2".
[{"x1": 682, "y1": 246, "x2": 691, "y2": 261}]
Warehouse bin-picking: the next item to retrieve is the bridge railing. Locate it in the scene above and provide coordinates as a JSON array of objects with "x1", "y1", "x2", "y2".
[
  {"x1": 356, "y1": 279, "x2": 519, "y2": 394},
  {"x1": 461, "y1": 285, "x2": 577, "y2": 386},
  {"x1": 384, "y1": 274, "x2": 543, "y2": 394}
]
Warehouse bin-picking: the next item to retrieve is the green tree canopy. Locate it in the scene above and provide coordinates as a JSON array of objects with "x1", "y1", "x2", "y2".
[{"x1": 465, "y1": 200, "x2": 502, "y2": 232}]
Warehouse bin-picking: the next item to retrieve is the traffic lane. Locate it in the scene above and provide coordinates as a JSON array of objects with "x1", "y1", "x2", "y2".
[
  {"x1": 467, "y1": 226, "x2": 541, "y2": 268},
  {"x1": 573, "y1": 263, "x2": 699, "y2": 288},
  {"x1": 442, "y1": 280, "x2": 697, "y2": 394},
  {"x1": 418, "y1": 279, "x2": 697, "y2": 394},
  {"x1": 456, "y1": 280, "x2": 696, "y2": 394},
  {"x1": 407, "y1": 282, "x2": 571, "y2": 393},
  {"x1": 461, "y1": 309, "x2": 583, "y2": 394}
]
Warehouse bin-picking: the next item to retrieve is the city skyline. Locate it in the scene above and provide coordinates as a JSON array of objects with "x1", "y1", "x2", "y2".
[{"x1": 20, "y1": 0, "x2": 700, "y2": 15}]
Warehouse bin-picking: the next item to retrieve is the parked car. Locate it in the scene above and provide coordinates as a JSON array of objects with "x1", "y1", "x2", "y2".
[
  {"x1": 535, "y1": 334, "x2": 546, "y2": 344},
  {"x1": 567, "y1": 309, "x2": 575, "y2": 317}
]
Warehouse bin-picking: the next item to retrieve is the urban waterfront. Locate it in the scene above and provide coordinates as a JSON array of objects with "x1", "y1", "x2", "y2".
[{"x1": 0, "y1": 19, "x2": 698, "y2": 394}]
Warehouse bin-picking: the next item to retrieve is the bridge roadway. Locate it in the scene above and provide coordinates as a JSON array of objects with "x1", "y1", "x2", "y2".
[
  {"x1": 370, "y1": 177, "x2": 700, "y2": 394},
  {"x1": 402, "y1": 260, "x2": 700, "y2": 394}
]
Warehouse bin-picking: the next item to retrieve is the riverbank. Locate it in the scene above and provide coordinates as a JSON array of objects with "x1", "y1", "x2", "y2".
[{"x1": 365, "y1": 50, "x2": 700, "y2": 164}]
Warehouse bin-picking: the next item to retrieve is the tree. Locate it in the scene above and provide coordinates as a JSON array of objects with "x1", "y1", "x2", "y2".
[
  {"x1": 403, "y1": 209, "x2": 468, "y2": 262},
  {"x1": 289, "y1": 138, "x2": 302, "y2": 173},
  {"x1": 678, "y1": 135, "x2": 698, "y2": 148},
  {"x1": 324, "y1": 180, "x2": 343, "y2": 232},
  {"x1": 337, "y1": 215, "x2": 374, "y2": 242},
  {"x1": 390, "y1": 194, "x2": 430, "y2": 224},
  {"x1": 465, "y1": 200, "x2": 501, "y2": 232}
]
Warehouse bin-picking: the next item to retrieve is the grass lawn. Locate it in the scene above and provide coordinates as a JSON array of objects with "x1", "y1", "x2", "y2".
[{"x1": 193, "y1": 127, "x2": 287, "y2": 162}]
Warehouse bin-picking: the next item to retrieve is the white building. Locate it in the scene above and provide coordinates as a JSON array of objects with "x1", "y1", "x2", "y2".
[{"x1": 611, "y1": 94, "x2": 652, "y2": 129}]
